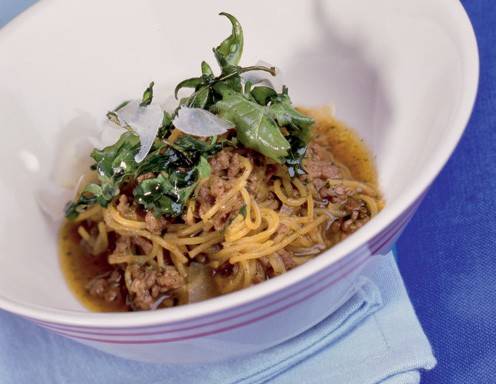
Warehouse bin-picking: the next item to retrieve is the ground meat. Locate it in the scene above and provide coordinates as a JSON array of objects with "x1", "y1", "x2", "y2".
[
  {"x1": 227, "y1": 154, "x2": 243, "y2": 178},
  {"x1": 209, "y1": 175, "x2": 229, "y2": 197},
  {"x1": 319, "y1": 184, "x2": 356, "y2": 205},
  {"x1": 132, "y1": 236, "x2": 153, "y2": 255},
  {"x1": 235, "y1": 147, "x2": 264, "y2": 166},
  {"x1": 86, "y1": 270, "x2": 122, "y2": 303},
  {"x1": 329, "y1": 197, "x2": 370, "y2": 234},
  {"x1": 197, "y1": 185, "x2": 215, "y2": 208},
  {"x1": 261, "y1": 195, "x2": 280, "y2": 210},
  {"x1": 274, "y1": 224, "x2": 291, "y2": 241},
  {"x1": 246, "y1": 170, "x2": 261, "y2": 195},
  {"x1": 252, "y1": 261, "x2": 267, "y2": 284},
  {"x1": 144, "y1": 211, "x2": 168, "y2": 234},
  {"x1": 197, "y1": 175, "x2": 243, "y2": 230},
  {"x1": 303, "y1": 158, "x2": 341, "y2": 180},
  {"x1": 198, "y1": 148, "x2": 266, "y2": 230},
  {"x1": 279, "y1": 205, "x2": 294, "y2": 216},
  {"x1": 114, "y1": 236, "x2": 131, "y2": 254},
  {"x1": 261, "y1": 259, "x2": 276, "y2": 278},
  {"x1": 116, "y1": 195, "x2": 139, "y2": 220},
  {"x1": 301, "y1": 142, "x2": 343, "y2": 197},
  {"x1": 127, "y1": 265, "x2": 184, "y2": 311},
  {"x1": 209, "y1": 149, "x2": 243, "y2": 177},
  {"x1": 265, "y1": 164, "x2": 278, "y2": 181},
  {"x1": 212, "y1": 204, "x2": 243, "y2": 230},
  {"x1": 215, "y1": 261, "x2": 235, "y2": 277},
  {"x1": 278, "y1": 249, "x2": 297, "y2": 270},
  {"x1": 311, "y1": 178, "x2": 327, "y2": 192},
  {"x1": 306, "y1": 141, "x2": 334, "y2": 162},
  {"x1": 210, "y1": 150, "x2": 231, "y2": 174}
]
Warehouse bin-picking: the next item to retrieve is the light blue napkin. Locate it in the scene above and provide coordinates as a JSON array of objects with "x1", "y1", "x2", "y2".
[{"x1": 0, "y1": 252, "x2": 435, "y2": 384}]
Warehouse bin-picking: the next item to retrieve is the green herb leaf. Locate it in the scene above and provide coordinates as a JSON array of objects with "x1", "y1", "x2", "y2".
[
  {"x1": 133, "y1": 156, "x2": 211, "y2": 217},
  {"x1": 264, "y1": 86, "x2": 314, "y2": 176},
  {"x1": 268, "y1": 86, "x2": 314, "y2": 131},
  {"x1": 173, "y1": 135, "x2": 221, "y2": 158},
  {"x1": 140, "y1": 82, "x2": 154, "y2": 107},
  {"x1": 213, "y1": 12, "x2": 244, "y2": 70},
  {"x1": 133, "y1": 173, "x2": 182, "y2": 217},
  {"x1": 212, "y1": 84, "x2": 290, "y2": 162},
  {"x1": 91, "y1": 132, "x2": 140, "y2": 184},
  {"x1": 183, "y1": 86, "x2": 211, "y2": 109},
  {"x1": 284, "y1": 135, "x2": 309, "y2": 177},
  {"x1": 175, "y1": 77, "x2": 204, "y2": 99},
  {"x1": 106, "y1": 100, "x2": 130, "y2": 125},
  {"x1": 157, "y1": 111, "x2": 173, "y2": 139},
  {"x1": 64, "y1": 185, "x2": 98, "y2": 220},
  {"x1": 201, "y1": 61, "x2": 214, "y2": 77},
  {"x1": 197, "y1": 156, "x2": 212, "y2": 180},
  {"x1": 251, "y1": 86, "x2": 277, "y2": 106}
]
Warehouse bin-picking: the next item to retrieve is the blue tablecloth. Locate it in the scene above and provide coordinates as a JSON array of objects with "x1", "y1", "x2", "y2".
[
  {"x1": 1, "y1": 1, "x2": 494, "y2": 383},
  {"x1": 396, "y1": 1, "x2": 496, "y2": 382}
]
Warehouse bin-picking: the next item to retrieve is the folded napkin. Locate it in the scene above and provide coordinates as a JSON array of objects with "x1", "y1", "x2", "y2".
[{"x1": 0, "y1": 252, "x2": 435, "y2": 384}]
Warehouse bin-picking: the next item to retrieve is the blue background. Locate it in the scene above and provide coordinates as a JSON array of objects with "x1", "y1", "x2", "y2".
[{"x1": 1, "y1": 1, "x2": 494, "y2": 383}]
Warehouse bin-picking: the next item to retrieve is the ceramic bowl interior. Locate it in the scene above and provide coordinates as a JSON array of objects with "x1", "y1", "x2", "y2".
[{"x1": 0, "y1": 0, "x2": 478, "y2": 326}]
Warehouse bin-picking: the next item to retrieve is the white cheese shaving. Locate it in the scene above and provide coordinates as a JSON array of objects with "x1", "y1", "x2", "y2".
[
  {"x1": 115, "y1": 100, "x2": 164, "y2": 163},
  {"x1": 173, "y1": 106, "x2": 233, "y2": 137}
]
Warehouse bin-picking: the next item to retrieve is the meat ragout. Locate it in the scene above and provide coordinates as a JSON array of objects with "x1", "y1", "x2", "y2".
[{"x1": 62, "y1": 126, "x2": 379, "y2": 311}]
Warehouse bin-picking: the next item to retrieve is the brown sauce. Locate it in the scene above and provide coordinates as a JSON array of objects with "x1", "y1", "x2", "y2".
[
  {"x1": 59, "y1": 108, "x2": 380, "y2": 312},
  {"x1": 59, "y1": 224, "x2": 128, "y2": 312},
  {"x1": 300, "y1": 107, "x2": 378, "y2": 186}
]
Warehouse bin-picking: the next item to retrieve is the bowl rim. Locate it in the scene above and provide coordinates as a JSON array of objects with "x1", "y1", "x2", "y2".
[{"x1": 0, "y1": 0, "x2": 480, "y2": 328}]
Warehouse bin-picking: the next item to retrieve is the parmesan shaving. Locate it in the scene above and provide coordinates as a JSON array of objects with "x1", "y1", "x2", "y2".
[
  {"x1": 114, "y1": 100, "x2": 164, "y2": 163},
  {"x1": 173, "y1": 106, "x2": 233, "y2": 137}
]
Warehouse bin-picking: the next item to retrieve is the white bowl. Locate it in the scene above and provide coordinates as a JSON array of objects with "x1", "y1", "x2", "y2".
[{"x1": 0, "y1": 0, "x2": 478, "y2": 363}]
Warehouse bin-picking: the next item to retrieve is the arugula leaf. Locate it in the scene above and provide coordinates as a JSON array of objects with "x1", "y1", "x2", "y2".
[
  {"x1": 106, "y1": 100, "x2": 129, "y2": 126},
  {"x1": 284, "y1": 135, "x2": 308, "y2": 177},
  {"x1": 251, "y1": 86, "x2": 277, "y2": 106},
  {"x1": 66, "y1": 134, "x2": 216, "y2": 220},
  {"x1": 91, "y1": 132, "x2": 140, "y2": 184},
  {"x1": 196, "y1": 156, "x2": 212, "y2": 179},
  {"x1": 133, "y1": 156, "x2": 211, "y2": 217},
  {"x1": 173, "y1": 14, "x2": 274, "y2": 111},
  {"x1": 268, "y1": 86, "x2": 314, "y2": 132},
  {"x1": 175, "y1": 77, "x2": 204, "y2": 99},
  {"x1": 213, "y1": 12, "x2": 244, "y2": 71},
  {"x1": 201, "y1": 61, "x2": 214, "y2": 77},
  {"x1": 212, "y1": 84, "x2": 290, "y2": 162},
  {"x1": 246, "y1": 85, "x2": 314, "y2": 176},
  {"x1": 157, "y1": 111, "x2": 173, "y2": 139},
  {"x1": 173, "y1": 136, "x2": 221, "y2": 159},
  {"x1": 182, "y1": 86, "x2": 211, "y2": 109},
  {"x1": 136, "y1": 145, "x2": 180, "y2": 174},
  {"x1": 66, "y1": 133, "x2": 141, "y2": 220},
  {"x1": 64, "y1": 184, "x2": 105, "y2": 220},
  {"x1": 133, "y1": 172, "x2": 184, "y2": 217},
  {"x1": 140, "y1": 82, "x2": 154, "y2": 107}
]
